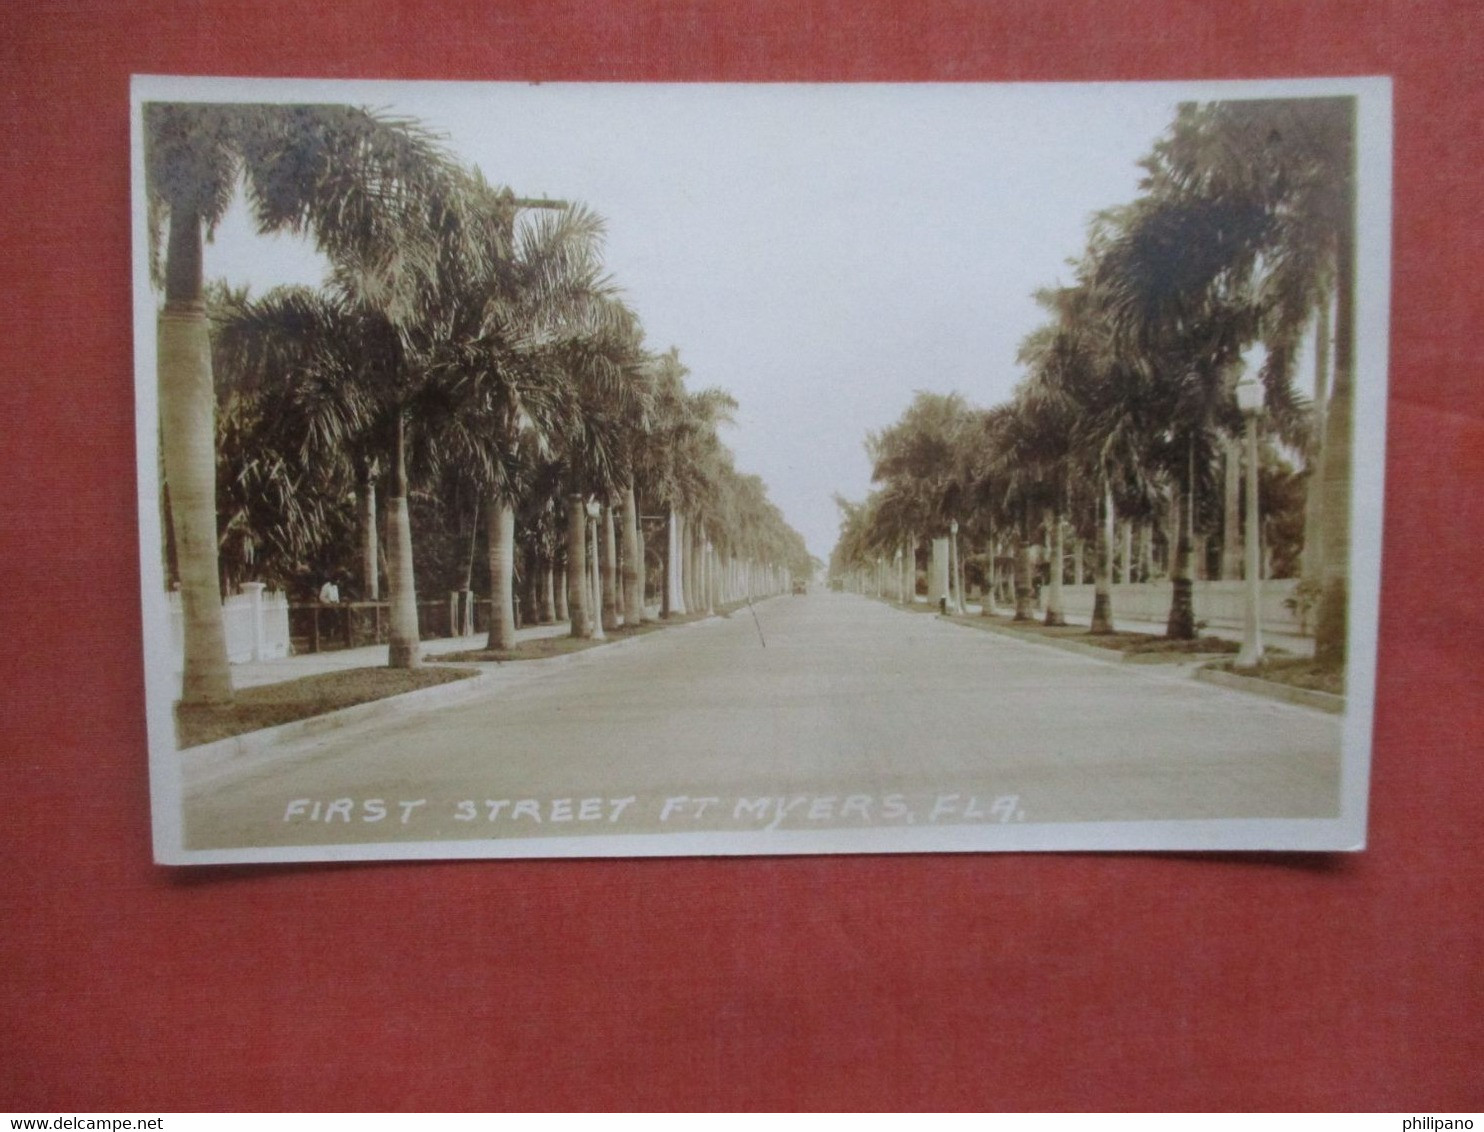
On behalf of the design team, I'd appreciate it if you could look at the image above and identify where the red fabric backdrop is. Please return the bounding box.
[1,0,1480,1112]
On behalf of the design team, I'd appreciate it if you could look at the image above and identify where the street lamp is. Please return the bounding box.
[1234,345,1266,667]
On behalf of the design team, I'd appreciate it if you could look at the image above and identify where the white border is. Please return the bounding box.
[132,75,1390,865]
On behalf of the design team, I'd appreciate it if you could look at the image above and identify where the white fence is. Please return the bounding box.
[167,583,291,673]
[1052,579,1306,636]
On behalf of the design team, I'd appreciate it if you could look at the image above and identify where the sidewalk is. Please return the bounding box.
[231,612,654,690]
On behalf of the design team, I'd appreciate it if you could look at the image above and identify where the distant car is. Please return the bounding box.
[792,581,807,595]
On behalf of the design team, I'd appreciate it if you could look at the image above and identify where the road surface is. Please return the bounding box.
[181,591,1342,851]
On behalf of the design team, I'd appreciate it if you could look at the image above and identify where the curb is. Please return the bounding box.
[1194,666,1346,714]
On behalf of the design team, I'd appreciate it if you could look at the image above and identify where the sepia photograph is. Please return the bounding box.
[132,75,1391,864]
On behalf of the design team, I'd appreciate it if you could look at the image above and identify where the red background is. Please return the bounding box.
[2,0,1481,1112]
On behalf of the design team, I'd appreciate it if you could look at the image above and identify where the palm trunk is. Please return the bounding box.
[660,510,673,619]
[160,205,233,705]
[601,502,620,630]
[1091,478,1115,634]
[540,564,556,624]
[1044,504,1066,626]
[1013,512,1035,622]
[981,529,997,616]
[521,552,541,627]
[1302,291,1332,589]
[666,508,686,616]
[555,567,568,622]
[636,523,649,623]
[485,499,516,651]
[358,466,379,601]
[703,525,716,614]
[386,411,421,668]
[622,484,643,625]
[589,516,606,640]
[681,514,695,613]
[567,495,591,638]
[679,513,690,611]
[1166,475,1196,640]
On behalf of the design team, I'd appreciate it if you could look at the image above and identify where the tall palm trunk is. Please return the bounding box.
[555,567,568,622]
[1044,503,1066,626]
[1315,138,1356,666]
[636,524,649,622]
[1302,292,1332,589]
[622,484,643,625]
[386,411,421,667]
[1013,511,1035,621]
[160,205,233,705]
[1091,478,1115,634]
[540,564,556,624]
[681,514,695,613]
[981,529,997,616]
[601,501,620,631]
[521,552,541,627]
[702,523,715,614]
[589,516,606,640]
[666,508,686,616]
[678,512,689,611]
[566,495,591,638]
[358,465,379,601]
[1166,474,1196,640]
[660,510,673,618]
[485,498,517,651]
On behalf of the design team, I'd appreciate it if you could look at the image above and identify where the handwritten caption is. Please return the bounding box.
[280,792,1025,831]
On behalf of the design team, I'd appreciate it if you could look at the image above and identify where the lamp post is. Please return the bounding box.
[1234,349,1266,667]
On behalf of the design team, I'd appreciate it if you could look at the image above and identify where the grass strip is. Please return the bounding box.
[176,666,477,748]
[442,619,671,662]
[1207,655,1345,696]
[944,612,1242,662]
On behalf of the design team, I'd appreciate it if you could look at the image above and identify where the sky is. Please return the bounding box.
[201,81,1186,563]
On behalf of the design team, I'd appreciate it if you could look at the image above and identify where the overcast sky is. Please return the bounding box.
[201,81,1186,562]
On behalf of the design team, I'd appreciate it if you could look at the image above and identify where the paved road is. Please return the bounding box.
[182,591,1342,851]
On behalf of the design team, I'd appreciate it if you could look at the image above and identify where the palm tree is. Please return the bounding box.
[208,284,370,598]
[1132,97,1355,659]
[546,296,647,638]
[145,102,464,701]
[867,392,977,611]
[212,278,449,668]
[428,190,620,651]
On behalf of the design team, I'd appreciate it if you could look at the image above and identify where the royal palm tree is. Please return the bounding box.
[145,102,465,701]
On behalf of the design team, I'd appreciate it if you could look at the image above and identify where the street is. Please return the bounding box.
[182,591,1342,850]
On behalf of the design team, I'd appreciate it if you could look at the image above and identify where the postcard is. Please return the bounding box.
[133,75,1390,863]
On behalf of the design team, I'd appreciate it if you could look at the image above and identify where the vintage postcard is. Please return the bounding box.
[132,75,1391,864]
